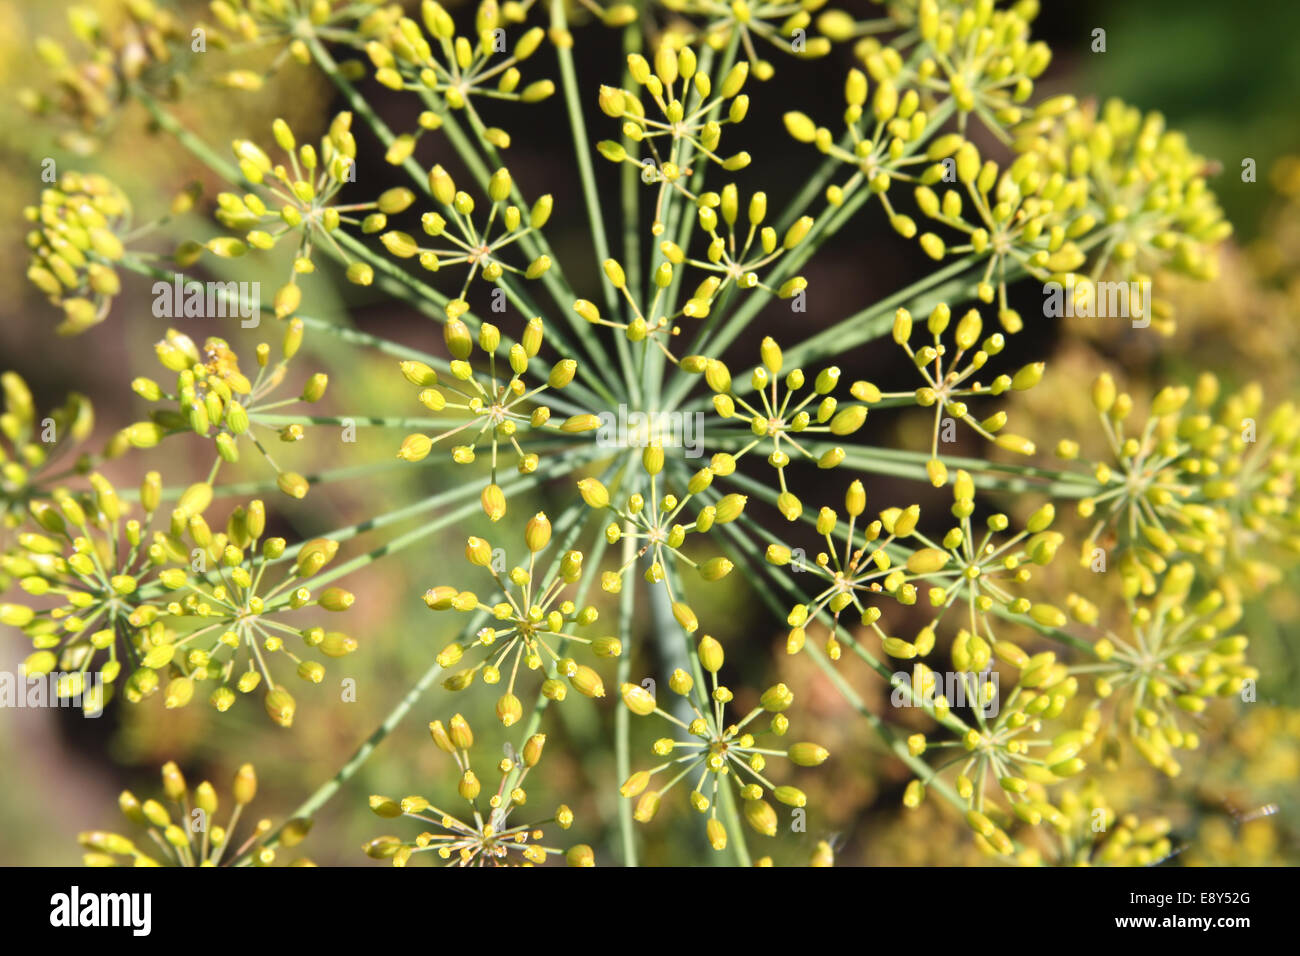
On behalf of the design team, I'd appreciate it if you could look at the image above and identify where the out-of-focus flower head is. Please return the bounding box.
[1018,96,1232,319]
[79,761,313,866]
[2,471,199,718]
[365,713,589,865]
[618,633,826,852]
[899,659,1090,858]
[0,372,95,531]
[424,512,613,720]
[24,171,133,335]
[1016,780,1175,867]
[1067,561,1255,778]
[1062,371,1300,598]
[21,1,186,152]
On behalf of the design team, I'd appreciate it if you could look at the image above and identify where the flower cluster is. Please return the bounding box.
[122,325,325,498]
[144,502,358,727]
[424,512,612,722]
[3,472,193,715]
[1068,562,1255,777]
[23,2,186,150]
[0,372,94,532]
[597,46,752,233]
[1039,783,1175,867]
[770,473,1063,663]
[900,662,1089,857]
[619,633,827,851]
[1062,371,1300,596]
[8,0,1277,870]
[701,336,859,519]
[395,316,591,517]
[79,761,312,866]
[380,164,554,302]
[24,172,133,335]
[578,446,745,633]
[874,303,1041,483]
[367,1,553,148]
[1019,97,1232,296]
[658,0,837,78]
[212,112,394,300]
[365,713,589,866]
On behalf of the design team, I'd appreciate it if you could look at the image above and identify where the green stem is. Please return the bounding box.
[258,653,445,855]
[550,0,641,407]
[614,527,638,866]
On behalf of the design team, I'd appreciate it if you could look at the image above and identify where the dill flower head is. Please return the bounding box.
[366,0,553,151]
[597,46,752,233]
[900,0,1051,140]
[1066,371,1300,597]
[783,65,938,231]
[365,714,587,866]
[906,131,1092,326]
[424,514,612,720]
[212,112,395,298]
[658,0,837,78]
[880,303,1041,480]
[0,372,94,530]
[120,326,324,498]
[3,472,193,715]
[579,446,745,633]
[23,2,186,150]
[1068,561,1255,777]
[79,761,313,866]
[772,473,1062,662]
[901,660,1090,857]
[618,633,826,851]
[380,164,554,305]
[24,171,133,335]
[395,315,589,520]
[200,0,401,92]
[1017,781,1175,867]
[702,335,859,520]
[146,504,358,727]
[1018,96,1232,297]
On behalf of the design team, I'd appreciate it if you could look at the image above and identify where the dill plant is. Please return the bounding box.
[3,0,1289,868]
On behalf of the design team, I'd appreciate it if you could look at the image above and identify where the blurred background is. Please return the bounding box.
[1,0,1298,866]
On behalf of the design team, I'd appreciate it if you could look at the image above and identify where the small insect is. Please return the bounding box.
[1228,802,1279,826]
